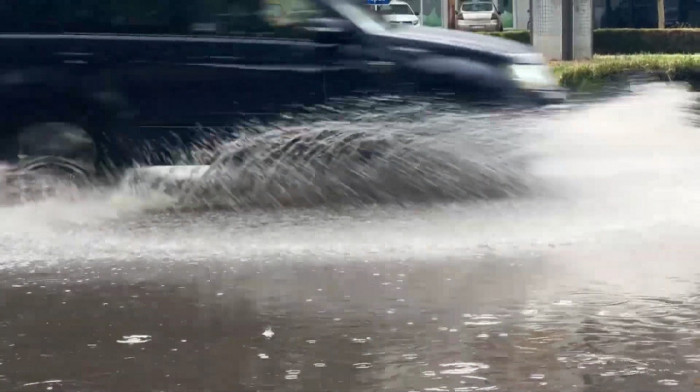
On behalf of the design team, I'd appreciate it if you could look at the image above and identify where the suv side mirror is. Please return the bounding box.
[300,17,358,44]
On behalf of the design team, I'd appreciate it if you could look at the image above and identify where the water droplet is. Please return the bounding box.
[314,363,326,368]
[553,300,573,306]
[353,362,372,369]
[449,328,458,333]
[284,374,298,380]
[422,370,437,377]
[333,318,342,322]
[306,339,316,344]
[258,353,269,359]
[262,327,274,339]
[530,374,545,380]
[477,333,489,339]
[463,314,502,326]
[439,362,489,375]
[351,338,367,344]
[216,292,223,296]
[464,320,502,326]
[658,379,679,386]
[386,308,396,314]
[116,335,151,345]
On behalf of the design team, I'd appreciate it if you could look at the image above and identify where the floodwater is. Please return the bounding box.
[0,82,699,392]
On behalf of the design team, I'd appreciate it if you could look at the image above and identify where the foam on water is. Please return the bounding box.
[0,82,698,266]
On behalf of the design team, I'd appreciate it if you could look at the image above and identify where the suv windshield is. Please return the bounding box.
[378,4,414,15]
[461,2,494,12]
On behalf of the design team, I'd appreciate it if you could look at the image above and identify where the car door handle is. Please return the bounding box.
[367,61,396,68]
[55,52,94,64]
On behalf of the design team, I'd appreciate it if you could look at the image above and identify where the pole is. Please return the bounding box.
[562,0,573,61]
[448,0,455,28]
[657,0,665,28]
[420,0,424,25]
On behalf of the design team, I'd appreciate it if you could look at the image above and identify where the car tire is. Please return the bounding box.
[15,122,97,186]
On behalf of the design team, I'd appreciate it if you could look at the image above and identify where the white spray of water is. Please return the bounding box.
[0,82,698,267]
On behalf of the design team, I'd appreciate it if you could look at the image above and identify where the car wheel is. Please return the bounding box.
[15,122,97,186]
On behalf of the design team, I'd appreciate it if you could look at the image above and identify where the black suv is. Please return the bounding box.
[0,0,564,178]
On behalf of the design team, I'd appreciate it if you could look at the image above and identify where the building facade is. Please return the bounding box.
[596,0,700,28]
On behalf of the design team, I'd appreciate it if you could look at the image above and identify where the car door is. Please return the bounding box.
[70,0,332,164]
[113,0,334,128]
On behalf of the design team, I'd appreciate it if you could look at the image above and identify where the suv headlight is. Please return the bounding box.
[508,64,558,90]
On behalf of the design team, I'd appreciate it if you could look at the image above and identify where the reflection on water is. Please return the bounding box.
[0,82,699,391]
[0,256,698,392]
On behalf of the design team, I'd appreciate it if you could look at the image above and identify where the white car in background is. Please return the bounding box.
[376,1,420,26]
[457,0,503,32]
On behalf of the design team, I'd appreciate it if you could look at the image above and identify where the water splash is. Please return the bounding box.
[123,126,532,211]
[0,82,698,266]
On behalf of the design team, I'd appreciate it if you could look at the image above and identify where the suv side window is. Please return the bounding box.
[0,0,341,38]
[188,0,340,38]
[0,0,187,34]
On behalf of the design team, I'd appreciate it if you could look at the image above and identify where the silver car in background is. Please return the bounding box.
[456,0,503,32]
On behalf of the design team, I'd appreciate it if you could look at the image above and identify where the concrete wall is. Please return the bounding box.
[531,0,563,60]
[514,0,530,29]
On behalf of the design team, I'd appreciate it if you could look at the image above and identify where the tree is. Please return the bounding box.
[658,0,665,28]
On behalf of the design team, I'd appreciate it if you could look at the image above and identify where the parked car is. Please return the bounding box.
[377,1,421,26]
[0,0,564,180]
[457,0,504,32]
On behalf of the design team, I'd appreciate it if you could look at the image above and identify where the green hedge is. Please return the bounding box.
[551,54,700,89]
[594,28,700,54]
[482,28,700,55]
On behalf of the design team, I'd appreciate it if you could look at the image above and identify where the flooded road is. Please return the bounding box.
[0,82,699,392]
